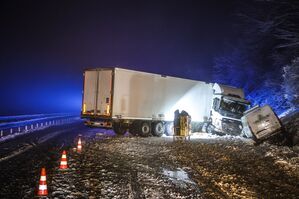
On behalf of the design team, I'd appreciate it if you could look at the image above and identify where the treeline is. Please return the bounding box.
[213,0,299,115]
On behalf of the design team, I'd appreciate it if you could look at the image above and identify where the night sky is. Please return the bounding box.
[0,0,238,115]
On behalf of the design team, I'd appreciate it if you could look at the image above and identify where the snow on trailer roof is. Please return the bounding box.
[213,83,245,99]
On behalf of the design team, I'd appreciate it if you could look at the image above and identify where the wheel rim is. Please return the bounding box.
[141,123,150,134]
[155,122,165,136]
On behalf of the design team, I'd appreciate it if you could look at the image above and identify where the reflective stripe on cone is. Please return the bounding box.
[77,137,82,152]
[37,167,48,196]
[59,150,68,169]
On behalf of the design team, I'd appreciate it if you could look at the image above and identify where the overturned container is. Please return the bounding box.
[241,105,283,142]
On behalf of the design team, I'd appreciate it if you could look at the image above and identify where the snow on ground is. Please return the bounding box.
[0,122,88,199]
[48,131,203,199]
[0,126,80,163]
[1,111,298,198]
[44,129,299,199]
[0,143,33,162]
[169,138,299,198]
[281,110,299,146]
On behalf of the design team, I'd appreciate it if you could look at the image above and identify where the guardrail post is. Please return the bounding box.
[1,130,3,137]
[31,124,33,129]
[46,122,48,126]
[41,123,43,127]
[18,127,21,132]
[25,125,28,132]
[10,128,13,134]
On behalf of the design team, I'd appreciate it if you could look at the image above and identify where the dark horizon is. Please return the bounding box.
[0,0,238,116]
[1,0,297,115]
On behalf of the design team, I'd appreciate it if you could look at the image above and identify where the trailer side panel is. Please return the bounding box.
[112,68,213,122]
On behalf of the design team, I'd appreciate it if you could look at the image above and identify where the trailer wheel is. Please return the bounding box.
[139,121,151,137]
[152,122,165,137]
[113,122,127,135]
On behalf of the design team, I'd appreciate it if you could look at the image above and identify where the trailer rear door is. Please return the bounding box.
[96,70,113,116]
[82,70,98,115]
[82,69,113,116]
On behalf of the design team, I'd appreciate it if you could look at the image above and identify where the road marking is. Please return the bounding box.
[0,127,77,162]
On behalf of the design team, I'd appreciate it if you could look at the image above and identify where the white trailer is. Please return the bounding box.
[81,67,250,136]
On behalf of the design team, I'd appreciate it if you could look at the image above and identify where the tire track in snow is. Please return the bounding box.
[0,127,77,163]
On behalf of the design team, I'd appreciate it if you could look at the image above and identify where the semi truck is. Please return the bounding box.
[81,67,250,136]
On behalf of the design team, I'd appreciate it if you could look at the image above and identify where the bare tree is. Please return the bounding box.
[282,57,299,109]
[213,0,299,114]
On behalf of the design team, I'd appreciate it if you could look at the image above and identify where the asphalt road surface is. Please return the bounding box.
[0,121,298,199]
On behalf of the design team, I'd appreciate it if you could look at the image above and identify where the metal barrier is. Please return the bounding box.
[0,117,78,138]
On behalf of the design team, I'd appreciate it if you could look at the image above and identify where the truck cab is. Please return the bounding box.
[207,83,250,135]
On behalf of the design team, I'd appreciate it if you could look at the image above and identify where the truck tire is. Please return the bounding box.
[113,122,127,135]
[139,121,151,137]
[202,123,208,133]
[206,124,212,134]
[152,121,165,137]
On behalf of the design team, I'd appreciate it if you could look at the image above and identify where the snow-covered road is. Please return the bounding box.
[0,122,298,198]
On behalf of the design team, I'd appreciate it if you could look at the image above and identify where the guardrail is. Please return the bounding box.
[0,115,79,138]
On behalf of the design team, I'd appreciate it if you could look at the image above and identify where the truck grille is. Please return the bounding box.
[222,118,242,135]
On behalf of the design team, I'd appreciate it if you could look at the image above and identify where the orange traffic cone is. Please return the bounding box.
[77,137,82,152]
[37,167,48,196]
[59,150,68,169]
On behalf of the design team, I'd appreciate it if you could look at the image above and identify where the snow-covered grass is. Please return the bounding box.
[279,107,299,118]
[280,109,299,146]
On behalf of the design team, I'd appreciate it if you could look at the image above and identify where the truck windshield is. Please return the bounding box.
[220,98,248,117]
